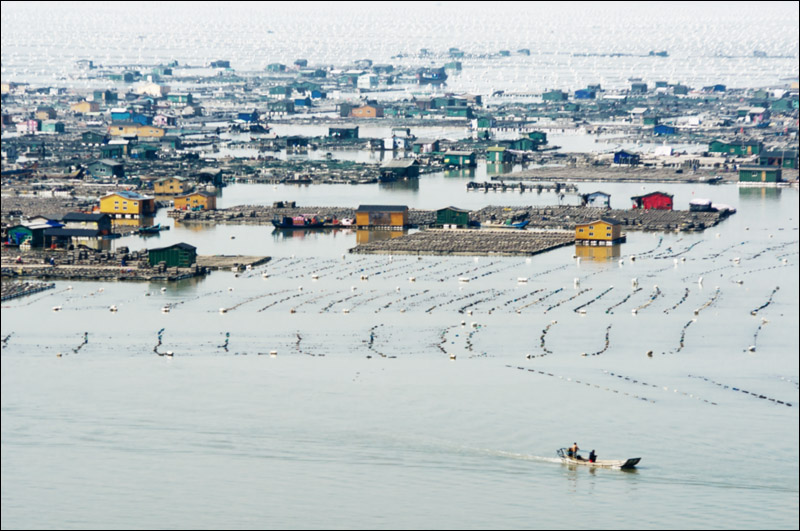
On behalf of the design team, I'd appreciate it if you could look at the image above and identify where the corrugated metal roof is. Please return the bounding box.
[356,205,408,212]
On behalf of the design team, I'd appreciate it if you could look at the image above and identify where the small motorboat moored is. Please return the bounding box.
[557,448,641,469]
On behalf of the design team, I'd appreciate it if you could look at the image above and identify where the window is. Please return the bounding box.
[589,232,594,237]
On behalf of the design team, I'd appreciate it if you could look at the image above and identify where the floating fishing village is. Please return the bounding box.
[2,51,797,287]
[1,3,799,530]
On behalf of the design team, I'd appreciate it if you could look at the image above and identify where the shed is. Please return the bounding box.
[380,159,420,179]
[436,207,470,228]
[580,191,611,208]
[631,191,673,210]
[355,205,409,228]
[614,150,640,165]
[148,243,197,268]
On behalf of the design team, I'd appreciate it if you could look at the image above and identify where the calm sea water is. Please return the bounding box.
[2,3,799,529]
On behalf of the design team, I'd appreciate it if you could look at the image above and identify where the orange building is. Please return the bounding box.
[174,191,216,211]
[355,205,408,228]
[575,218,624,245]
[351,104,384,118]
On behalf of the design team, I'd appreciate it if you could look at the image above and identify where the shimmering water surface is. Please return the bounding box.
[2,2,799,530]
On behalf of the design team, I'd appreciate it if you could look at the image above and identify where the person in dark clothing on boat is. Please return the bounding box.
[589,450,597,463]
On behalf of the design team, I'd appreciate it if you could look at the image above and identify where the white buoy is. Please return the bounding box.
[312,274,319,280]
[518,277,528,283]
[579,308,586,315]
[161,287,167,292]
[698,276,704,286]
[629,255,636,262]
[449,353,456,360]
[219,308,227,313]
[733,257,740,264]
[396,286,401,292]
[573,277,580,288]
[270,350,277,357]
[290,308,296,314]
[298,286,303,291]
[161,306,170,313]
[619,259,624,267]
[109,305,117,312]
[228,287,234,291]
[632,308,638,315]
[576,257,581,266]
[409,277,416,282]
[632,278,638,288]
[351,286,357,291]
[262,272,269,278]
[52,305,62,311]
[459,277,469,283]
[165,351,174,357]
[748,345,756,352]
[342,308,350,314]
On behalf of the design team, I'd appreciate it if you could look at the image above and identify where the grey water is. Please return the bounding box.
[2,2,799,529]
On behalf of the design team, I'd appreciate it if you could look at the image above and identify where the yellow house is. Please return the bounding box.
[154,177,190,195]
[71,101,100,113]
[109,123,165,138]
[355,205,408,228]
[99,191,155,219]
[575,218,623,245]
[174,191,216,211]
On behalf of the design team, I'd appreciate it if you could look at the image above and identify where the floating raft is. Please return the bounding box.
[349,229,575,256]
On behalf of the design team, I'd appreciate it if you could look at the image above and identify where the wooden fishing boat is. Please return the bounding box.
[557,448,640,469]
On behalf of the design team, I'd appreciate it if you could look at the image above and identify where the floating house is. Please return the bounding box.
[148,243,197,268]
[435,207,470,228]
[355,205,409,228]
[174,191,217,211]
[328,126,359,139]
[738,166,782,183]
[380,159,420,180]
[443,150,476,167]
[758,149,798,169]
[486,146,512,163]
[575,218,625,246]
[631,191,673,210]
[580,191,611,208]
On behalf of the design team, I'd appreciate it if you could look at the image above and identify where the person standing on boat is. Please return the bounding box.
[568,442,580,458]
[588,450,597,463]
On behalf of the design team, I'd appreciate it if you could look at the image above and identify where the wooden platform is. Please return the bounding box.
[196,255,271,271]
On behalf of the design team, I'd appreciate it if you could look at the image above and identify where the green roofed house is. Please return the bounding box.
[148,242,197,268]
[708,139,762,156]
[542,90,568,102]
[436,207,470,228]
[443,151,476,167]
[759,149,798,169]
[487,146,512,163]
[739,166,782,183]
